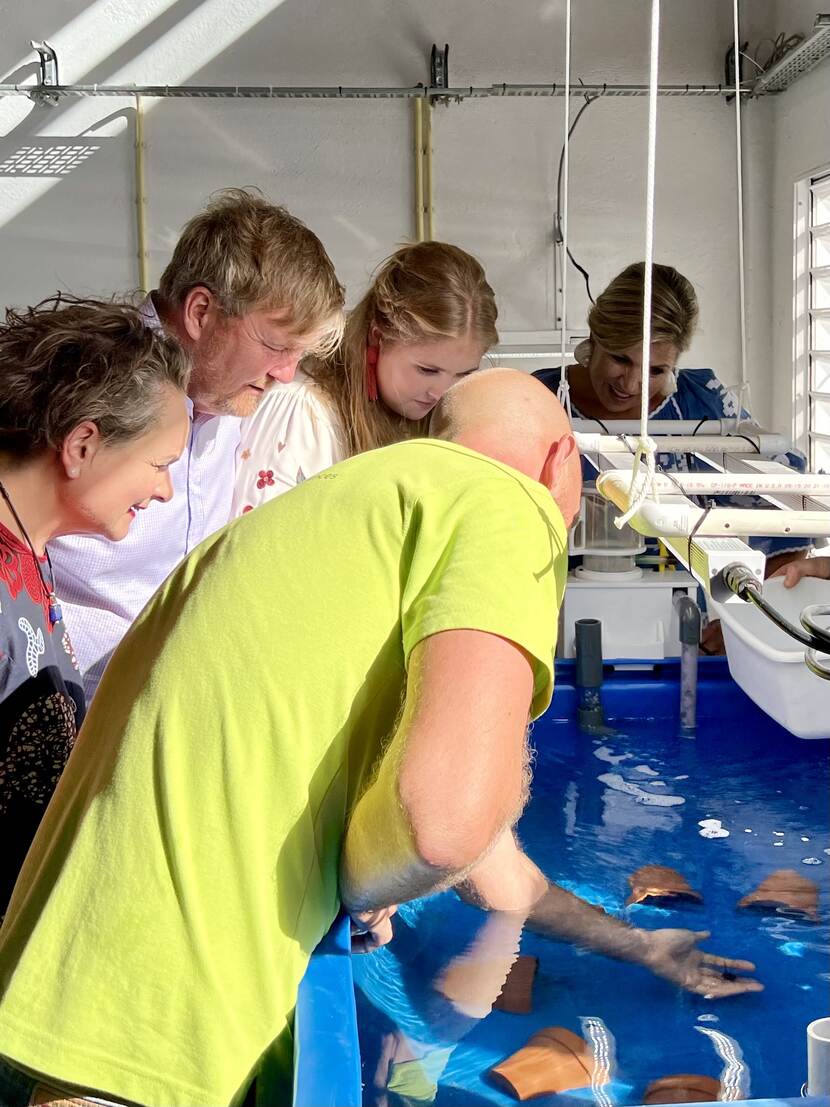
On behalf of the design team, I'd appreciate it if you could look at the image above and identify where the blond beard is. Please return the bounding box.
[188,331,268,417]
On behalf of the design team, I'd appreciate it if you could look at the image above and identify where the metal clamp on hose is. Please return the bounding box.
[805,649,830,680]
[721,562,762,602]
[803,603,830,679]
[801,603,830,652]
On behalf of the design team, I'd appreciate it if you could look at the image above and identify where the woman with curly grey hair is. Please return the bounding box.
[0,295,190,912]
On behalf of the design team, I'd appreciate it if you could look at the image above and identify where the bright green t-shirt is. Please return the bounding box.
[0,440,567,1107]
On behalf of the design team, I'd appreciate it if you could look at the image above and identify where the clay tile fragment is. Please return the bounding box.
[494,955,539,1015]
[643,1073,721,1104]
[489,1027,597,1100]
[737,869,819,920]
[625,865,703,907]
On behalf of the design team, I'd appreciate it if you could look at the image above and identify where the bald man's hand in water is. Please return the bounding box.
[458,832,763,999]
[350,906,398,953]
[641,928,763,998]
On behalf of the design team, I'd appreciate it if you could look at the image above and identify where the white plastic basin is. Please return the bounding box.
[711,577,830,739]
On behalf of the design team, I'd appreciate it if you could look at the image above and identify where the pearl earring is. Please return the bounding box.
[68,467,80,478]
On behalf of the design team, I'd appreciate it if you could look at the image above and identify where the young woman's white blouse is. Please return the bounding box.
[232,372,348,517]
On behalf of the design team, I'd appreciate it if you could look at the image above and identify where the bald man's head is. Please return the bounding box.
[429,367,582,527]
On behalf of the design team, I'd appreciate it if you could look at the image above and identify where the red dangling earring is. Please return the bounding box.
[366,344,379,402]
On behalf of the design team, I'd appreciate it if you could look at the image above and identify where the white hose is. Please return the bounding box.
[556,0,573,420]
[616,0,660,528]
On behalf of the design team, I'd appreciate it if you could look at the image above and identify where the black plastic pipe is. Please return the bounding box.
[575,619,606,732]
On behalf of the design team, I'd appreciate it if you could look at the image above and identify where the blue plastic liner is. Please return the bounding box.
[293,913,362,1107]
[293,659,827,1107]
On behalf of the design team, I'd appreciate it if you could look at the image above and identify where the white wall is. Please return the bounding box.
[0,0,825,434]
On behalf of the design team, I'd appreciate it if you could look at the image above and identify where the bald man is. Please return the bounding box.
[0,372,756,1107]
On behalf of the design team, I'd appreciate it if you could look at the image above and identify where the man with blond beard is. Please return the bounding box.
[51,188,344,697]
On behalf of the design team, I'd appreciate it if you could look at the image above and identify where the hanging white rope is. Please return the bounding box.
[556,0,573,420]
[732,0,750,418]
[616,0,661,528]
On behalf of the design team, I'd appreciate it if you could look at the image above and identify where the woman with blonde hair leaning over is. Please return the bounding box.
[233,240,498,514]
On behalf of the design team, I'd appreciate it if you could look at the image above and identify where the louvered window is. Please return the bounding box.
[808,170,830,472]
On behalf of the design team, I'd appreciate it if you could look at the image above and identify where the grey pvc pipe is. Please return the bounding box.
[675,594,701,646]
[674,594,701,731]
[575,619,602,689]
[574,619,607,733]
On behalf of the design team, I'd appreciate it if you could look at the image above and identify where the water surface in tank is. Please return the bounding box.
[355,705,829,1105]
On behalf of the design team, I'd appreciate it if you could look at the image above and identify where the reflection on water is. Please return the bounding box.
[579,1017,616,1107]
[694,1026,750,1102]
[354,710,829,1106]
[357,902,525,1106]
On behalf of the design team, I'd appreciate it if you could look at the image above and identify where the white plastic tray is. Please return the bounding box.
[711,577,830,739]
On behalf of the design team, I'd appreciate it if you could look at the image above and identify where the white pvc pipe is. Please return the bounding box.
[423,98,434,239]
[808,1017,830,1097]
[732,0,749,398]
[572,418,752,435]
[558,0,572,407]
[413,99,425,241]
[618,501,830,539]
[617,0,661,529]
[597,470,830,537]
[638,0,660,441]
[134,94,149,293]
[576,432,788,455]
[628,471,830,497]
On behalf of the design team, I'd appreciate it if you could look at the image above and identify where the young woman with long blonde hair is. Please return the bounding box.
[233,240,498,514]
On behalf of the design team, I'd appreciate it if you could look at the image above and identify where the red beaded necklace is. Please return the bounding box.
[0,479,63,626]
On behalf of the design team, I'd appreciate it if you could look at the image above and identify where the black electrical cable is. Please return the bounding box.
[728,432,761,454]
[554,91,598,304]
[690,416,760,454]
[687,415,762,502]
[566,247,594,305]
[686,418,708,488]
[723,564,830,653]
[800,603,830,648]
[687,501,715,573]
[744,590,830,652]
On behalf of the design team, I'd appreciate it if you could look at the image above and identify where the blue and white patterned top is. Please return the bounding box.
[534,366,811,559]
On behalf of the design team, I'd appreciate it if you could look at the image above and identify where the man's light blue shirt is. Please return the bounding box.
[50,298,241,698]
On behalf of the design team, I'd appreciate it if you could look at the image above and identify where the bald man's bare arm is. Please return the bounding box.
[339,629,535,914]
[458,831,762,999]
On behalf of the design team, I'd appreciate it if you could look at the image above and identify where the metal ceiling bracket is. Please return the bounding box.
[29,39,60,106]
[430,43,450,105]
